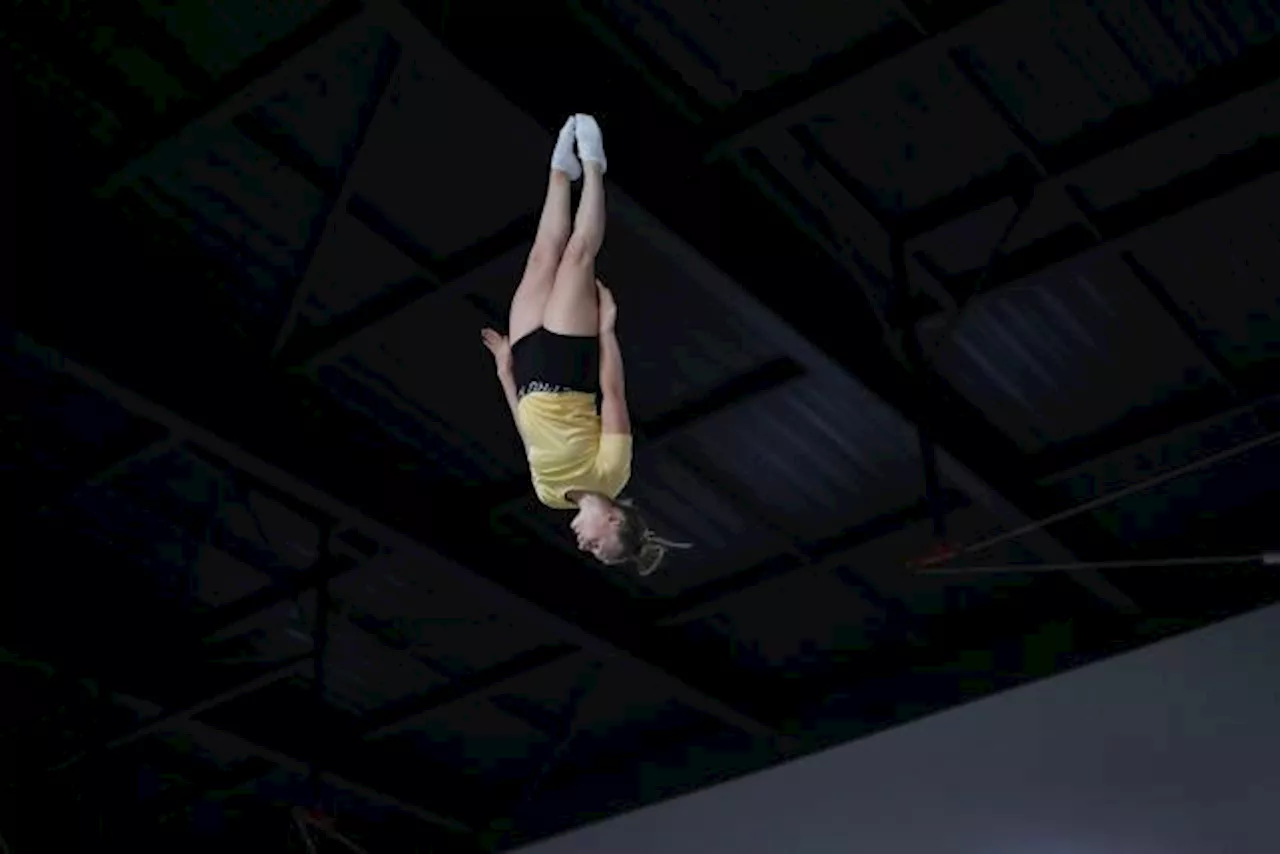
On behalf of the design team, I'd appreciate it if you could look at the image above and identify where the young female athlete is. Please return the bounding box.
[480,114,689,576]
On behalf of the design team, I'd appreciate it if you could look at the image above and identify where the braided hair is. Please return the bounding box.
[606,497,693,576]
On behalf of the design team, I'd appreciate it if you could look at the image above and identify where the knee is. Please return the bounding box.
[560,234,597,267]
[527,237,568,271]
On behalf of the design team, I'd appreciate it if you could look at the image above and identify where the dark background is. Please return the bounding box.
[3,1,1280,851]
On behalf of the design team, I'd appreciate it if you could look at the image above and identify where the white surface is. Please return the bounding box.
[520,604,1280,854]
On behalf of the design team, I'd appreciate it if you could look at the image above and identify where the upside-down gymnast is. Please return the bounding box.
[480,114,690,576]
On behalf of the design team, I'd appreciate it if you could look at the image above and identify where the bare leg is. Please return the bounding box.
[542,160,605,336]
[509,117,580,346]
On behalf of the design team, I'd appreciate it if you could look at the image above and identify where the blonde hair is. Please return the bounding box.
[608,497,692,576]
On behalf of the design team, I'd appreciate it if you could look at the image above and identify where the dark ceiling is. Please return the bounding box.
[4,0,1280,851]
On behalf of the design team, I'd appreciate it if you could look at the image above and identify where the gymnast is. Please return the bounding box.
[481,114,689,576]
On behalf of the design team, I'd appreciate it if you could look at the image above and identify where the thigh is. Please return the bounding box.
[508,261,557,346]
[541,256,599,337]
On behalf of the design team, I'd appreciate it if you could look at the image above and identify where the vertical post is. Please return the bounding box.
[890,235,949,543]
[485,661,606,850]
[894,192,1037,547]
[308,530,336,813]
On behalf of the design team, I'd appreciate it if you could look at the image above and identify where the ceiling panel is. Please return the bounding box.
[795,55,1023,214]
[597,0,907,105]
[137,0,337,78]
[923,255,1225,452]
[351,45,547,257]
[673,375,925,544]
[1065,80,1280,211]
[296,211,422,325]
[1127,173,1280,373]
[246,23,395,176]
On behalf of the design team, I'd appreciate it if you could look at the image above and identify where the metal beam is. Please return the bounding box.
[662,447,933,646]
[562,0,708,124]
[890,200,1134,614]
[229,113,535,367]
[149,760,277,829]
[194,533,362,639]
[22,333,780,740]
[1117,251,1242,395]
[47,656,314,773]
[907,57,1252,473]
[130,704,472,836]
[67,389,1279,806]
[358,635,569,737]
[26,433,178,521]
[726,23,1280,361]
[485,660,606,849]
[653,377,1280,625]
[618,326,1280,629]
[628,355,799,430]
[920,424,1280,570]
[899,41,1280,238]
[85,639,574,836]
[2,644,471,837]
[654,495,966,629]
[98,0,371,193]
[361,646,584,739]
[922,134,1280,323]
[704,0,1005,155]
[607,198,1141,613]
[271,39,405,357]
[150,648,585,829]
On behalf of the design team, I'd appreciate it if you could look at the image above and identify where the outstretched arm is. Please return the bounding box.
[597,285,631,435]
[497,364,521,426]
[482,328,523,440]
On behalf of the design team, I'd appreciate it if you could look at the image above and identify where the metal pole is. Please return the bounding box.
[889,233,950,544]
[46,655,312,773]
[308,533,336,812]
[892,190,1030,546]
[26,333,778,739]
[920,185,1033,363]
[913,428,1280,568]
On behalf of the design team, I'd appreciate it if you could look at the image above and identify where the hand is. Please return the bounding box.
[596,279,617,333]
[480,327,512,374]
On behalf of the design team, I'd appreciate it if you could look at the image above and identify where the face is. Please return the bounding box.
[571,502,624,563]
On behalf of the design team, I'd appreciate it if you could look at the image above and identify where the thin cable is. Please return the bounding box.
[921,553,1275,576]
[913,427,1280,568]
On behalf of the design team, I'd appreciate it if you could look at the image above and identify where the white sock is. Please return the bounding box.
[574,113,606,174]
[550,116,581,181]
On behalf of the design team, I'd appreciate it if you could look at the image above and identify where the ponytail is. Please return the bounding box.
[612,498,692,576]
